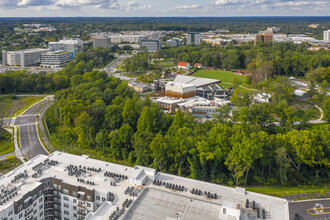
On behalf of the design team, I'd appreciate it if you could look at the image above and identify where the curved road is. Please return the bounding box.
[15,99,52,159]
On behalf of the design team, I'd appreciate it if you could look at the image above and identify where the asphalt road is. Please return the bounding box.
[289,199,330,220]
[17,99,52,159]
[19,124,48,159]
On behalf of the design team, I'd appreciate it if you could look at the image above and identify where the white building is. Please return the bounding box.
[41,50,73,66]
[2,48,50,67]
[254,93,272,103]
[323,30,330,43]
[177,61,191,70]
[0,151,289,220]
[48,39,83,57]
[187,33,201,45]
[166,38,184,47]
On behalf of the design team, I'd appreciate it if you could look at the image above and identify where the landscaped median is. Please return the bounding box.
[0,128,15,155]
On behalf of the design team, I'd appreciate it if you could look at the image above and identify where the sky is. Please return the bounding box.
[0,0,329,17]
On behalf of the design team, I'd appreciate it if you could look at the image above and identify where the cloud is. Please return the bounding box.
[1,0,124,9]
[213,0,239,6]
[172,4,202,10]
[126,1,151,11]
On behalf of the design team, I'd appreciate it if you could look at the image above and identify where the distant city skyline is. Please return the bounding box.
[0,0,329,17]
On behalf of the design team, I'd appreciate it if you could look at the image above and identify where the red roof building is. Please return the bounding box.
[177,61,191,69]
[194,63,203,68]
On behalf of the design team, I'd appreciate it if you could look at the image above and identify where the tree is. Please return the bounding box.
[276,147,291,185]
[149,133,170,171]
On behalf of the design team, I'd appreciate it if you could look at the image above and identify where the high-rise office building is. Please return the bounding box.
[187,33,201,45]
[255,32,273,43]
[323,30,330,42]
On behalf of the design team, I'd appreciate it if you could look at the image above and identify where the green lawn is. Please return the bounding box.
[0,128,14,155]
[161,62,176,67]
[0,96,44,117]
[0,158,23,174]
[192,70,253,89]
[246,185,328,198]
[291,101,321,120]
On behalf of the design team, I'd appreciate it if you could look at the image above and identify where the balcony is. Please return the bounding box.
[77,210,87,216]
[24,209,33,217]
[78,203,86,209]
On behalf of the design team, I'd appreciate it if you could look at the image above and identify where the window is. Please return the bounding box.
[63,189,69,195]
[63,196,69,201]
[86,195,91,201]
[72,191,77,197]
[73,213,77,217]
[40,212,43,217]
[64,203,69,208]
[64,218,69,220]
[96,196,100,200]
[102,197,105,201]
[39,197,43,202]
[64,210,69,215]
[54,204,58,209]
[58,185,61,190]
[87,203,91,208]
[73,206,77,210]
[33,202,37,207]
[38,190,43,196]
[73,199,76,203]
[39,204,43,210]
[53,184,57,189]
[8,210,12,216]
[19,213,23,218]
[18,205,23,212]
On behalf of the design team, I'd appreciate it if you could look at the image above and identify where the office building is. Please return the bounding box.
[48,39,83,57]
[0,151,289,220]
[255,32,273,43]
[2,48,50,67]
[323,30,330,43]
[166,38,184,47]
[309,24,319,28]
[92,37,111,48]
[266,27,280,33]
[110,35,147,44]
[187,33,201,45]
[41,50,73,66]
[140,40,162,53]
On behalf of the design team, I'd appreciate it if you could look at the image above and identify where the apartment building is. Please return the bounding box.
[0,152,289,220]
[2,48,50,67]
[41,51,73,66]
[166,38,184,47]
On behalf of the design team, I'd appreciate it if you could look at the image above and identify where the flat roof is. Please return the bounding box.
[174,75,221,88]
[0,152,289,220]
[5,48,49,53]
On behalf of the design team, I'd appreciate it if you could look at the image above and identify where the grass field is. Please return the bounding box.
[246,185,328,198]
[0,158,22,174]
[161,62,176,67]
[0,96,44,117]
[193,70,253,89]
[0,128,14,155]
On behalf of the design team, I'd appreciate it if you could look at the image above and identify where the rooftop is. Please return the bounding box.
[5,48,49,53]
[174,75,221,88]
[0,152,289,220]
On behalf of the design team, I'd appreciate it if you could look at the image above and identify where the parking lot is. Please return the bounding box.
[289,199,330,220]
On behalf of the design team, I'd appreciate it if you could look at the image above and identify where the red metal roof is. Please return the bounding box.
[194,63,203,66]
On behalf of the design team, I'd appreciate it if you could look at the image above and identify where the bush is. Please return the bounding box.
[6,155,15,160]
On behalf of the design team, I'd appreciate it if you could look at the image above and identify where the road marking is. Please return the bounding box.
[307,207,330,215]
[27,126,32,145]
